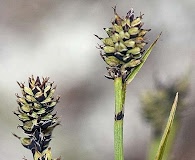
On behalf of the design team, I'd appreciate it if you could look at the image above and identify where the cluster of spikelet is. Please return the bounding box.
[95,7,150,81]
[13,76,60,160]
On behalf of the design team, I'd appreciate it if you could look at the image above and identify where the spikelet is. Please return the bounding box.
[13,76,60,159]
[96,6,151,81]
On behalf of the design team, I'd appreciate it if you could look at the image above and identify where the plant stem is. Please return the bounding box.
[114,77,126,160]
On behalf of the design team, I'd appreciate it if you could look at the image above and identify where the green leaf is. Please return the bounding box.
[126,33,162,85]
[155,92,179,160]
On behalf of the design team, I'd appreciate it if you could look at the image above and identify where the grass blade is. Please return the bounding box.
[154,92,179,160]
[126,33,162,85]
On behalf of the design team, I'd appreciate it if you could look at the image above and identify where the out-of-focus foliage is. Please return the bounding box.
[141,74,189,137]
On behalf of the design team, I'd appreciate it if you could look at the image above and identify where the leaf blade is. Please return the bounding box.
[126,33,162,85]
[155,92,179,160]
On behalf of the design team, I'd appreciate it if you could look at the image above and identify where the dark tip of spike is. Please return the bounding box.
[12,133,21,139]
[100,51,106,61]
[17,81,24,88]
[15,93,20,98]
[139,22,144,28]
[104,74,114,80]
[17,125,22,129]
[126,8,134,22]
[22,156,28,160]
[31,75,34,81]
[112,5,117,14]
[96,43,103,50]
[35,76,41,86]
[40,77,49,89]
[13,111,19,116]
[139,12,144,19]
[94,34,102,40]
[56,96,60,102]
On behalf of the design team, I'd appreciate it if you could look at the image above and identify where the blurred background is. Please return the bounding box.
[0,0,194,159]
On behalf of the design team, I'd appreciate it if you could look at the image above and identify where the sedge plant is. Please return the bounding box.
[12,6,180,160]
[13,76,60,160]
[95,6,161,160]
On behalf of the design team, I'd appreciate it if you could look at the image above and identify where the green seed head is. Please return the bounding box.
[96,6,151,81]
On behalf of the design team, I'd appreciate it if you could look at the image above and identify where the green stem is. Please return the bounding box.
[114,77,126,160]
